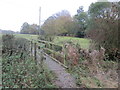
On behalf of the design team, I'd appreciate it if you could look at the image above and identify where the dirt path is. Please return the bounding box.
[44,55,77,88]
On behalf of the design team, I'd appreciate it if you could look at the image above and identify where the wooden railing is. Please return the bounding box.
[29,39,68,68]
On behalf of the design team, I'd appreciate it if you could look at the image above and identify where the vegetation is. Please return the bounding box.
[74,6,88,38]
[14,34,38,40]
[40,2,119,61]
[41,10,79,36]
[87,2,119,61]
[0,34,38,40]
[53,36,90,49]
[2,35,56,88]
[0,29,19,34]
[2,54,56,88]
[69,56,118,88]
[1,0,119,89]
[20,22,40,35]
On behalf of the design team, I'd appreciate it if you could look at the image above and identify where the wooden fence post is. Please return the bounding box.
[40,49,44,68]
[34,42,37,64]
[30,41,33,56]
[52,44,54,50]
[63,47,66,65]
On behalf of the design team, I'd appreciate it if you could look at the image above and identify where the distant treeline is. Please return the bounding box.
[0,29,19,34]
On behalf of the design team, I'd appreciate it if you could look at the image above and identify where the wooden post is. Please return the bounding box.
[40,49,43,67]
[48,43,50,49]
[52,44,54,51]
[34,42,37,64]
[31,41,33,56]
[63,47,66,65]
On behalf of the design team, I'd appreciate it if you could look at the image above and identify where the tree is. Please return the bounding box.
[28,24,39,34]
[20,22,39,34]
[86,2,111,34]
[74,6,88,37]
[87,2,119,60]
[41,10,78,36]
[20,22,29,34]
[88,2,110,18]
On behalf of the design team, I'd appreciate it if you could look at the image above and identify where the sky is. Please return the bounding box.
[0,0,119,31]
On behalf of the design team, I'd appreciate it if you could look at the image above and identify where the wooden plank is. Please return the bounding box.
[43,48,64,57]
[38,40,63,47]
[37,50,67,69]
[37,41,62,51]
[42,52,68,69]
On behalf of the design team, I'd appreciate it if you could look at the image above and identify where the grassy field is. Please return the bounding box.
[53,36,90,49]
[15,34,38,40]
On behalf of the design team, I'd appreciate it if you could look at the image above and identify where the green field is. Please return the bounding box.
[14,34,38,40]
[53,36,90,49]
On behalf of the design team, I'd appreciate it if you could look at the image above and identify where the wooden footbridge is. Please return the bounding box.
[29,39,77,88]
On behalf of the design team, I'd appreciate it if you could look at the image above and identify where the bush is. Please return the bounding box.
[2,34,30,57]
[2,34,15,54]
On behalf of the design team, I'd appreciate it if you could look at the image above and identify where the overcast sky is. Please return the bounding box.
[0,0,118,31]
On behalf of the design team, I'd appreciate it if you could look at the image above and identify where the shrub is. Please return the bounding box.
[2,34,15,54]
[2,34,30,57]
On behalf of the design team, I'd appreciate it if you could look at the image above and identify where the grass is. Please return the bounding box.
[70,64,104,88]
[14,34,38,41]
[0,34,38,41]
[80,76,103,88]
[53,36,90,49]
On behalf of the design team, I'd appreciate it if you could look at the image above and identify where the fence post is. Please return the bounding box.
[40,49,44,67]
[34,42,37,64]
[63,47,66,65]
[31,41,33,56]
[52,44,54,50]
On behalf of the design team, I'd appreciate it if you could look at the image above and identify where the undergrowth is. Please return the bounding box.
[70,59,118,88]
[2,34,56,88]
[2,53,56,88]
